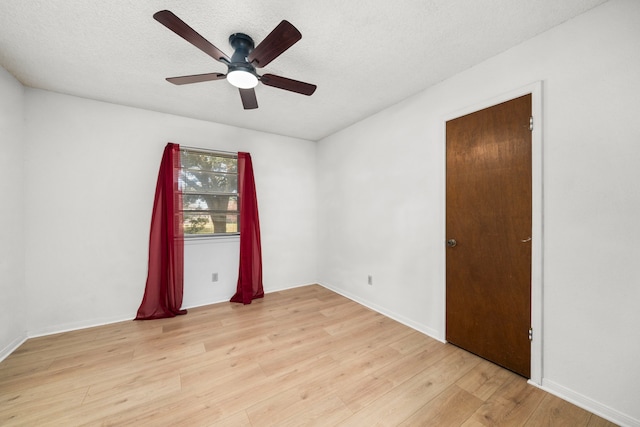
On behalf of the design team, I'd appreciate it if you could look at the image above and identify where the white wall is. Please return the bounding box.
[0,67,27,360]
[23,89,317,336]
[317,0,640,425]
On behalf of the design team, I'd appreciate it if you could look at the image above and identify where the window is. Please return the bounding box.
[179,149,238,236]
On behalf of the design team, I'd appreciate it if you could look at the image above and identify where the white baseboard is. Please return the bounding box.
[27,314,135,339]
[317,281,444,343]
[266,281,319,294]
[183,281,317,310]
[0,334,28,363]
[532,379,640,427]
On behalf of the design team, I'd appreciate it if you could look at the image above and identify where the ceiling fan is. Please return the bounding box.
[153,10,317,110]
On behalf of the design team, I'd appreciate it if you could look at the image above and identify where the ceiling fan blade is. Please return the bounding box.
[239,88,258,110]
[260,74,317,96]
[166,73,226,85]
[153,10,230,63]
[248,20,302,68]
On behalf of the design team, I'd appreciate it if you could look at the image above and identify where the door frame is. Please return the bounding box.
[442,81,543,385]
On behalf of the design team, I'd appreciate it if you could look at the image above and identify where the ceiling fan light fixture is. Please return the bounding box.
[227,69,258,89]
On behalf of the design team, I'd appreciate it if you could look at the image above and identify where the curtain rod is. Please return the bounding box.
[179,145,238,156]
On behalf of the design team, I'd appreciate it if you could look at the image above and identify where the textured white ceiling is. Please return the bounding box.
[0,0,607,141]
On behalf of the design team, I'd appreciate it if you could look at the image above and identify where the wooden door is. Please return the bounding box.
[446,94,532,378]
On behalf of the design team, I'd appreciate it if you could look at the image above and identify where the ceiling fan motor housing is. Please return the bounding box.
[228,33,257,75]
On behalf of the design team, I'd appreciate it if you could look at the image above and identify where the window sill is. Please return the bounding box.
[184,234,240,245]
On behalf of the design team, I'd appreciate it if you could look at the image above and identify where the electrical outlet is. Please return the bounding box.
[212,273,219,282]
[367,275,373,285]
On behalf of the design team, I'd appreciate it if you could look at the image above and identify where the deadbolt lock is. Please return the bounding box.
[447,239,457,247]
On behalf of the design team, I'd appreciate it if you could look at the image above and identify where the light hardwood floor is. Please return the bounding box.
[0,285,616,426]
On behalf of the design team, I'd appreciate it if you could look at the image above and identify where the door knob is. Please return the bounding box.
[447,239,457,247]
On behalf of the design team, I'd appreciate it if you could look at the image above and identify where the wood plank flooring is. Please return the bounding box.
[0,285,616,426]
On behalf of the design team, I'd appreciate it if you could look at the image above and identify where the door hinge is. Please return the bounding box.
[529,116,534,131]
[528,328,533,341]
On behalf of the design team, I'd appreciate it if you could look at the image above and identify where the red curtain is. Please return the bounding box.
[135,143,187,320]
[231,152,264,304]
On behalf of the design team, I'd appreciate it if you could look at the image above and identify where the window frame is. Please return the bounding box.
[179,148,240,238]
